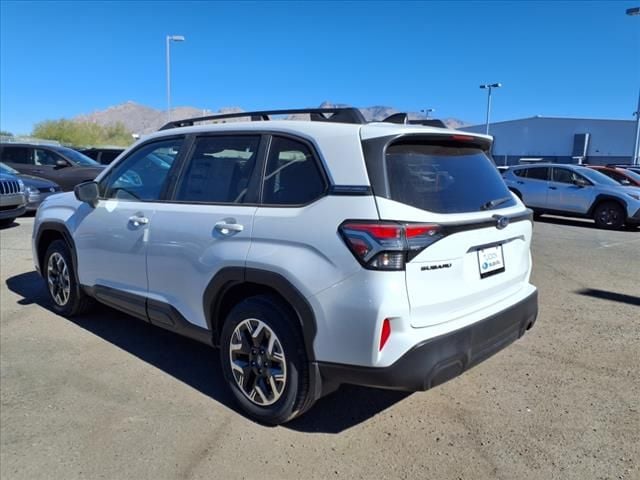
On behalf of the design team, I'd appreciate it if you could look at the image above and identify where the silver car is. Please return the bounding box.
[502,163,640,229]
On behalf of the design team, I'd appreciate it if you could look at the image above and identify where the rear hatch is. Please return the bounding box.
[364,134,532,328]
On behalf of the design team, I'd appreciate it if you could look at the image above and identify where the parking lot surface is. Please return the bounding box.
[1,216,638,480]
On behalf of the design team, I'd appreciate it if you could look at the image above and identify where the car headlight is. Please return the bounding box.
[17,179,24,192]
[626,192,640,201]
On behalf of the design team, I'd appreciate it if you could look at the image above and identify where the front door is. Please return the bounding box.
[548,167,594,214]
[74,137,185,309]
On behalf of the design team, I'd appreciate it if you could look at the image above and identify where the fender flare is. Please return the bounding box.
[203,267,318,361]
[588,194,628,217]
[35,221,79,283]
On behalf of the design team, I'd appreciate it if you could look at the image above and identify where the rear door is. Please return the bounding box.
[1,146,39,175]
[514,166,550,208]
[146,134,261,329]
[369,137,532,328]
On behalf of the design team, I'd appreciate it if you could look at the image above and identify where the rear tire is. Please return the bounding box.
[220,295,311,425]
[593,201,625,230]
[44,240,94,316]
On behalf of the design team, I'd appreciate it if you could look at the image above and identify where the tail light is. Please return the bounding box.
[339,221,445,271]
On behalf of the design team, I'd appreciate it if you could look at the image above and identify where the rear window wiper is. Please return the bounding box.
[480,196,512,211]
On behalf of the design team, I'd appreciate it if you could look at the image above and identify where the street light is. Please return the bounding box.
[421,108,435,119]
[479,83,502,134]
[627,7,640,165]
[166,35,185,123]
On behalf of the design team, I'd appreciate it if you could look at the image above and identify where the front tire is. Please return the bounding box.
[220,295,311,425]
[44,240,94,316]
[594,201,625,230]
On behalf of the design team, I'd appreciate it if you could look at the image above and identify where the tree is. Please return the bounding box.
[32,119,133,147]
[0,130,13,137]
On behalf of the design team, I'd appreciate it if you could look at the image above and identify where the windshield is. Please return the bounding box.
[385,143,517,213]
[579,167,623,186]
[0,162,19,175]
[54,147,101,166]
[620,169,640,184]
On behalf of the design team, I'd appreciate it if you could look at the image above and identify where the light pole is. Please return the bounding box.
[166,35,185,123]
[421,108,435,119]
[627,7,640,165]
[479,83,502,134]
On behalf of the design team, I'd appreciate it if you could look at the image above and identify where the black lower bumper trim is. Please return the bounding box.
[317,290,538,392]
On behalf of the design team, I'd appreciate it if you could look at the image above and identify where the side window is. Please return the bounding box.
[526,167,550,181]
[513,169,527,177]
[175,135,260,203]
[553,168,575,184]
[1,147,33,164]
[101,138,183,201]
[262,137,325,205]
[34,148,64,166]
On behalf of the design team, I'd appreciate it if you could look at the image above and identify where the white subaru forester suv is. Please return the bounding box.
[32,108,538,424]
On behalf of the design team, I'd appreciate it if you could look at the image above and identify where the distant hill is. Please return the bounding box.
[75,101,469,134]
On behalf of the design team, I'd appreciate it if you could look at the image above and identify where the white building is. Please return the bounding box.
[461,116,635,166]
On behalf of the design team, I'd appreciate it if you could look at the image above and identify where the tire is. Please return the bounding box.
[220,295,311,425]
[593,201,625,230]
[43,239,94,316]
[0,218,15,228]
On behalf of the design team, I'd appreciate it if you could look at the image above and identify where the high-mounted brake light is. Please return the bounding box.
[450,134,475,142]
[339,221,445,271]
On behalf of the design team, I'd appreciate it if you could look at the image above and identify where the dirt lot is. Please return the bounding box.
[1,216,638,480]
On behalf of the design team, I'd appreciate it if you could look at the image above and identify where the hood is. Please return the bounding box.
[0,172,20,181]
[16,173,59,189]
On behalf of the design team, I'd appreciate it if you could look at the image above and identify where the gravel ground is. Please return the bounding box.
[1,216,638,480]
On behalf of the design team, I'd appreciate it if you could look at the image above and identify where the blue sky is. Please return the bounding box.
[1,0,638,134]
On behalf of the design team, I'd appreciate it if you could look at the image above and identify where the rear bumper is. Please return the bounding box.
[317,289,538,391]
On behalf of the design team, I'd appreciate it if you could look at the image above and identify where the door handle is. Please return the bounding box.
[516,180,524,185]
[128,215,149,227]
[215,221,244,235]
[549,186,557,190]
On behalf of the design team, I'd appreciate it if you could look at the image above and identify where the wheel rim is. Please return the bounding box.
[228,318,287,406]
[47,252,70,306]
[598,207,620,226]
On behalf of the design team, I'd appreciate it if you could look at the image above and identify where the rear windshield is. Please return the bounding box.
[385,143,516,213]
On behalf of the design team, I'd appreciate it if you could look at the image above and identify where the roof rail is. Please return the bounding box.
[159,107,367,131]
[0,136,62,146]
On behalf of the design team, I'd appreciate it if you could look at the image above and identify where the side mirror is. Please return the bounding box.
[55,159,68,168]
[74,181,99,207]
[573,177,589,187]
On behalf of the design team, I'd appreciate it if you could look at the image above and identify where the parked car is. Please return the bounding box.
[502,163,640,229]
[0,171,26,227]
[605,163,640,175]
[0,162,61,212]
[78,146,125,165]
[32,107,538,424]
[0,142,105,191]
[587,165,640,187]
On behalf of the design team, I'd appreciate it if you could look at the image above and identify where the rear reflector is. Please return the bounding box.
[379,318,391,351]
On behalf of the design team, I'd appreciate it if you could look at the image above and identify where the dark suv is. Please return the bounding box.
[0,142,105,191]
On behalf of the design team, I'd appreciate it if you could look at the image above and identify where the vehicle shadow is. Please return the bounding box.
[575,288,640,307]
[0,220,21,230]
[5,271,408,433]
[535,215,639,231]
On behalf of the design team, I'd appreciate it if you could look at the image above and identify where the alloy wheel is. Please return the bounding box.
[47,252,70,306]
[228,318,287,406]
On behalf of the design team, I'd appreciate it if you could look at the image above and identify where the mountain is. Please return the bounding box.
[75,101,469,134]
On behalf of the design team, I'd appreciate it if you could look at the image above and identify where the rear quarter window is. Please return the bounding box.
[385,142,516,214]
